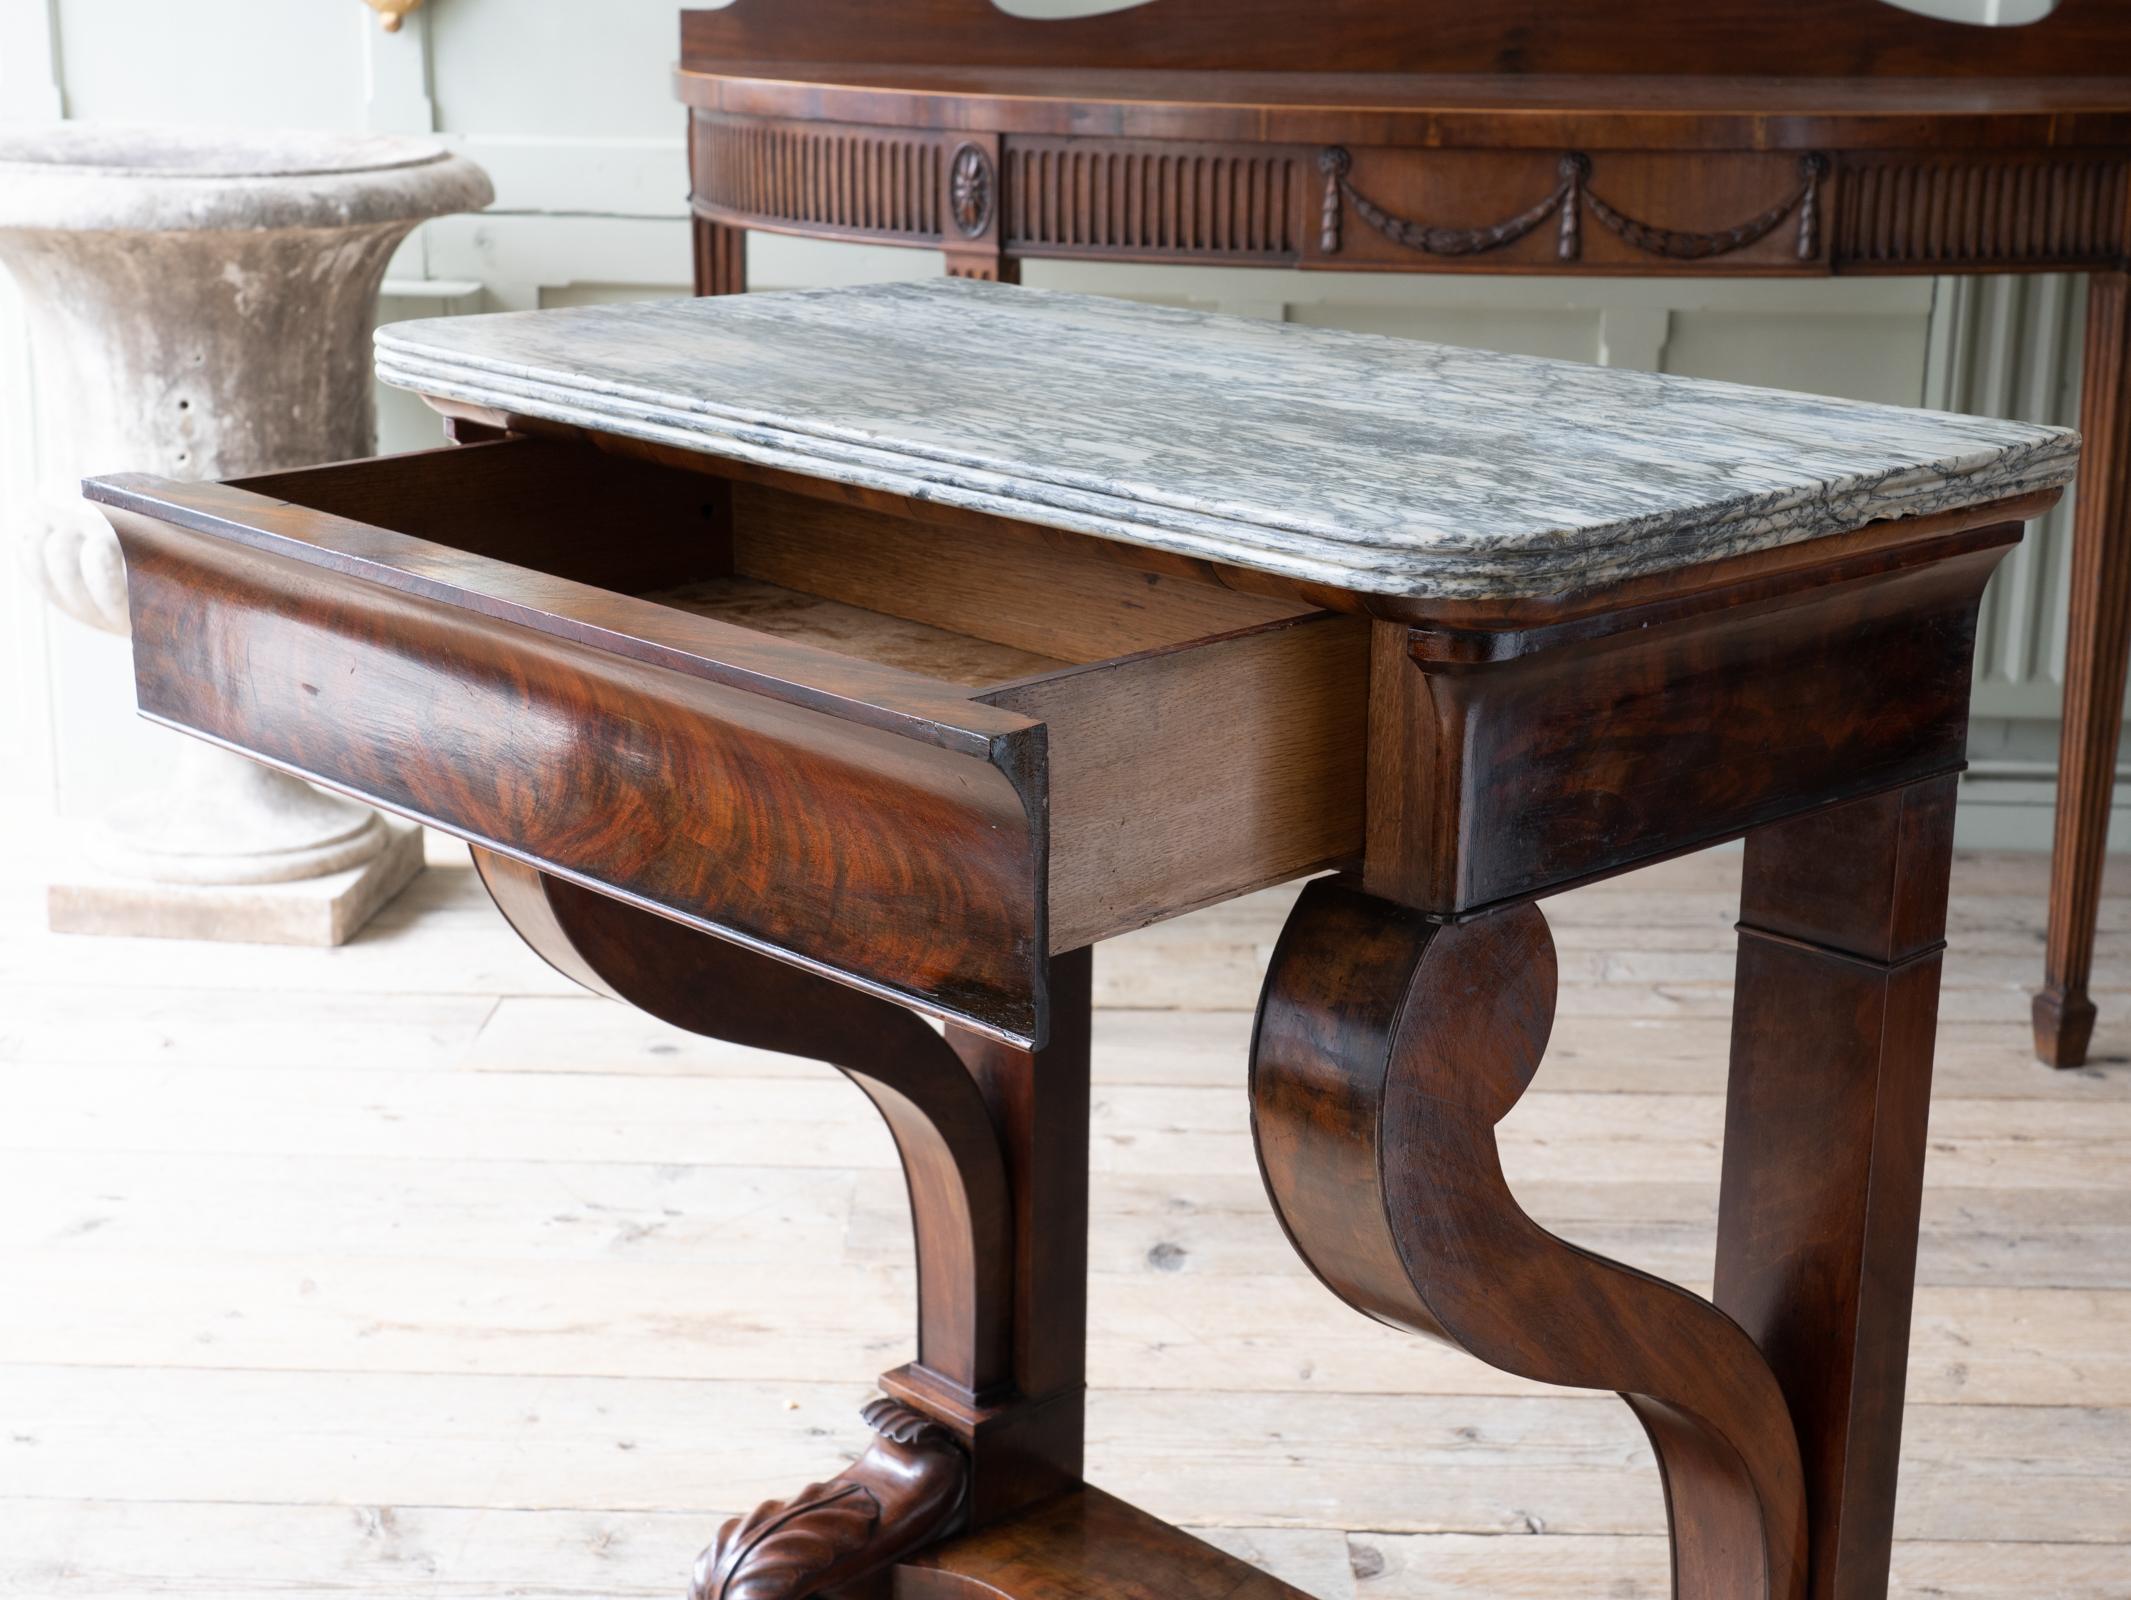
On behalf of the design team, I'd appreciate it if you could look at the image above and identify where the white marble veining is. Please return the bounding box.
[375,279,2077,599]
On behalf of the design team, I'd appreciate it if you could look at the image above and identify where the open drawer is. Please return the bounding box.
[86,436,1365,1046]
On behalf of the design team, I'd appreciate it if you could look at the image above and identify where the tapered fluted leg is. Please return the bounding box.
[693,216,747,295]
[2036,270,2131,1067]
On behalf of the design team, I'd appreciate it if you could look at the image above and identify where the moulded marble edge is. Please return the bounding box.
[373,290,2082,602]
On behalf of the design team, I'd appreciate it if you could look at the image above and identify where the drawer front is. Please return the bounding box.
[94,479,1052,1046]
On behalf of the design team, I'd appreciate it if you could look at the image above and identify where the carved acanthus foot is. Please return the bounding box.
[690,1399,968,1600]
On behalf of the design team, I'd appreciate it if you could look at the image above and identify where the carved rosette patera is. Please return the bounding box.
[950,141,996,238]
[691,1398,968,1600]
[1320,146,1830,264]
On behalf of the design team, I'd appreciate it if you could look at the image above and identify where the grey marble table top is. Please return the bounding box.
[375,279,2077,600]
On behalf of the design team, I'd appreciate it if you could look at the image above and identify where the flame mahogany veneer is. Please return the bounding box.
[90,266,2060,1597]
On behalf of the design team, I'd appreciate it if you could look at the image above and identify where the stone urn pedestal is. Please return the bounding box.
[0,124,491,943]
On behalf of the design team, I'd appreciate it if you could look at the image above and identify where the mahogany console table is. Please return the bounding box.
[89,281,2071,1600]
[677,0,2131,1067]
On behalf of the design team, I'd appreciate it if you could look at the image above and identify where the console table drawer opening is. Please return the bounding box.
[85,434,1368,1045]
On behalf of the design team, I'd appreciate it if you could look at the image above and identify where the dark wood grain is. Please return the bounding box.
[238,437,735,595]
[1363,520,2019,916]
[92,451,1007,748]
[694,214,747,295]
[88,440,1376,1019]
[681,0,2131,79]
[678,69,2131,156]
[1261,508,2011,1600]
[893,1487,1313,1600]
[678,0,2131,1062]
[917,946,1094,1528]
[470,850,1094,1583]
[1251,878,1807,1600]
[90,469,1051,1045]
[472,850,1019,1400]
[676,5,2131,273]
[685,102,2131,275]
[95,184,2059,1597]
[86,450,2038,1034]
[1718,777,1958,1600]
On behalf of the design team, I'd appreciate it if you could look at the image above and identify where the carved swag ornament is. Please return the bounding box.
[1319,146,1828,262]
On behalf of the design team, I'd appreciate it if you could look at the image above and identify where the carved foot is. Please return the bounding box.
[691,1399,968,1600]
[1251,879,1807,1600]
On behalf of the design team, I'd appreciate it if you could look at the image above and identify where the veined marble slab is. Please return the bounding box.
[375,279,2077,600]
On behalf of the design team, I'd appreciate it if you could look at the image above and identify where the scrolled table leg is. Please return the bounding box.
[1250,877,1808,1600]
[469,849,1090,1591]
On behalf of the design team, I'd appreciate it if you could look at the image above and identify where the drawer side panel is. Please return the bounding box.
[994,613,1369,951]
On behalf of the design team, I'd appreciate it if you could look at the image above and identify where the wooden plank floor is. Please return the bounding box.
[3,833,2128,1598]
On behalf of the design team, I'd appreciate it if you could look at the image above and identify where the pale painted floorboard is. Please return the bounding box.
[2,837,2126,1597]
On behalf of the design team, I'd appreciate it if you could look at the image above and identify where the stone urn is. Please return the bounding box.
[0,124,491,942]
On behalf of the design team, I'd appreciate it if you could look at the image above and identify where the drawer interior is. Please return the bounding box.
[241,435,1304,689]
[235,435,1368,952]
[652,577,1071,685]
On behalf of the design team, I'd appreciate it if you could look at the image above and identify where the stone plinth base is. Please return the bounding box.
[47,821,423,946]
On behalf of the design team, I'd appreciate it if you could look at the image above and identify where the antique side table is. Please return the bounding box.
[88,282,2075,1600]
[675,0,2131,1069]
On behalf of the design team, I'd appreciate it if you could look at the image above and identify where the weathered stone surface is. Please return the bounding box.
[2,124,490,632]
[48,820,425,947]
[0,124,487,929]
